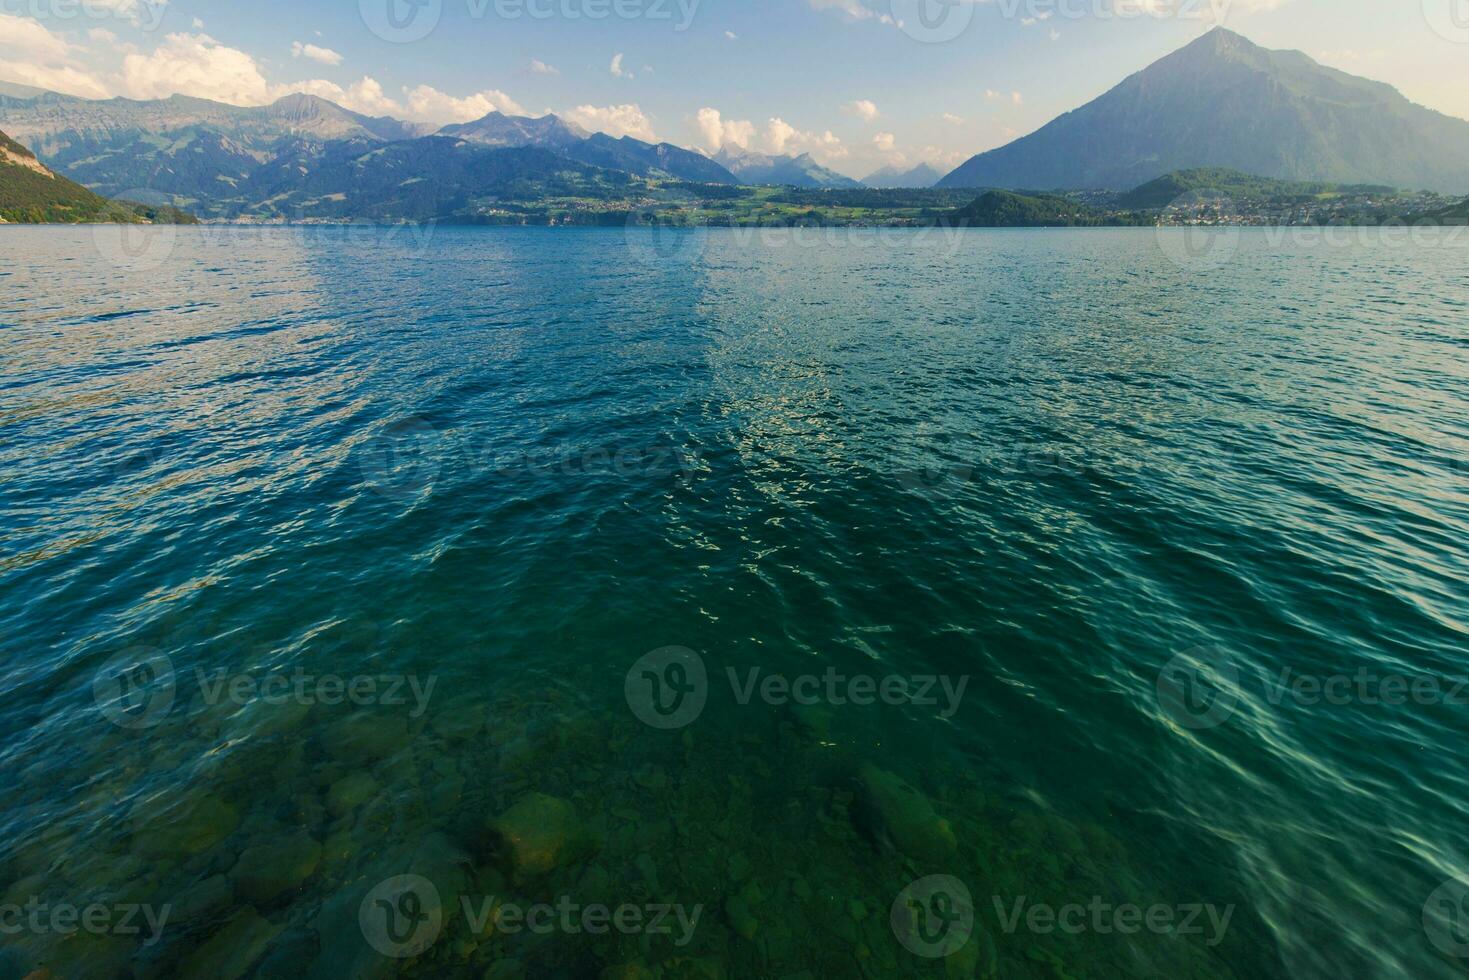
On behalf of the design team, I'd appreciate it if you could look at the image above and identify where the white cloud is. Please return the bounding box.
[942,112,964,125]
[0,14,110,98]
[564,103,655,141]
[291,42,343,67]
[873,131,897,152]
[985,89,1023,105]
[530,59,559,74]
[192,17,204,29]
[814,130,847,159]
[765,116,799,154]
[278,77,402,117]
[807,0,898,27]
[764,117,845,160]
[725,30,738,40]
[921,145,967,169]
[695,106,755,152]
[844,98,879,122]
[0,59,110,99]
[610,52,632,79]
[120,32,272,105]
[695,107,844,162]
[405,85,523,124]
[272,77,523,126]
[0,22,532,127]
[0,14,74,64]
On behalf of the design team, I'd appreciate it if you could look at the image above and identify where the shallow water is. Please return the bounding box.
[1,225,1468,979]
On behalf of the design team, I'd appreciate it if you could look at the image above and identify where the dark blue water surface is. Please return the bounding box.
[1,225,1467,979]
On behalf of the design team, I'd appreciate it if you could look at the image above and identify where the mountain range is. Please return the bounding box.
[3,27,1468,221]
[0,89,864,217]
[712,147,862,189]
[0,125,194,223]
[862,162,943,189]
[939,28,1469,194]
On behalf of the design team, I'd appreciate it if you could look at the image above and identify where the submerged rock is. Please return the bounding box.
[486,793,587,876]
[223,698,311,741]
[179,907,282,980]
[854,766,958,865]
[727,853,750,882]
[431,700,485,743]
[323,711,408,762]
[172,874,234,923]
[600,964,655,980]
[724,895,759,941]
[326,772,379,816]
[482,960,527,980]
[130,788,239,860]
[789,702,836,740]
[229,833,322,905]
[662,957,727,980]
[302,832,470,980]
[22,932,134,979]
[252,926,321,980]
[946,922,999,979]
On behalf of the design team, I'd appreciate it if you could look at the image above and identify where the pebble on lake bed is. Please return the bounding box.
[229,832,322,904]
[855,765,958,865]
[487,792,588,877]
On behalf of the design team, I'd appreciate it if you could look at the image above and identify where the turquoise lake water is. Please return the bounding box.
[1,225,1467,979]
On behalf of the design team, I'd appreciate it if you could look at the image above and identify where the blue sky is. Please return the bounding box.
[2,0,1466,177]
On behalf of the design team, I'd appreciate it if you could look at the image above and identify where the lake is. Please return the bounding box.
[1,224,1467,979]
